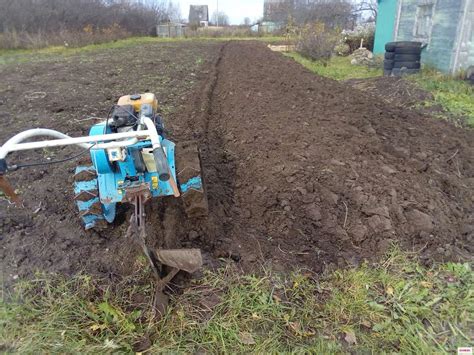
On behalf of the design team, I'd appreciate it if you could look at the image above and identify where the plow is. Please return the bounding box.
[0,93,208,312]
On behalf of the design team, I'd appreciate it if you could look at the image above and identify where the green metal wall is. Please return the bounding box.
[373,0,469,72]
[374,0,398,54]
[396,0,464,72]
[457,0,473,71]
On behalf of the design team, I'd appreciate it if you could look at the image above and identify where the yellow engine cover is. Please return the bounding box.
[117,93,158,113]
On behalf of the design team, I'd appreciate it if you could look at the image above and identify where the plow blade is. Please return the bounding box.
[156,249,203,273]
[153,249,203,317]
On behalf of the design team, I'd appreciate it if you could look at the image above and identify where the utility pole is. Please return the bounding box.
[216,0,219,27]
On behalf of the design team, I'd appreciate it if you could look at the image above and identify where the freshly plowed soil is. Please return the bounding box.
[1,41,473,282]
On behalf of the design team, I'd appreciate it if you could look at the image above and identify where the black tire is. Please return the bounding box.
[401,68,421,75]
[466,66,474,82]
[394,41,422,48]
[384,52,395,60]
[394,54,421,61]
[383,59,394,69]
[385,42,397,52]
[393,61,421,69]
[395,47,422,54]
[391,68,401,77]
[392,68,420,76]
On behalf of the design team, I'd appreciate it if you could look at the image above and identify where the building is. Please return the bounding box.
[156,23,186,38]
[374,0,473,74]
[189,5,209,27]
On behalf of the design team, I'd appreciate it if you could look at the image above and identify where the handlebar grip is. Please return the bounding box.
[153,147,170,181]
[0,159,7,175]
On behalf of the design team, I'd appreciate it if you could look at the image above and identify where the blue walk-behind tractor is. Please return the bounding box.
[0,93,207,304]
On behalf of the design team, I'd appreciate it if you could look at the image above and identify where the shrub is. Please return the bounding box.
[342,23,375,52]
[0,25,130,50]
[296,23,339,64]
[334,42,351,56]
[0,0,178,49]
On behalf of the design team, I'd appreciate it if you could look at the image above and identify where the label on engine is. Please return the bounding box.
[151,176,159,190]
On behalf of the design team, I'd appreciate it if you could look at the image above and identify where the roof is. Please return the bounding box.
[189,5,209,24]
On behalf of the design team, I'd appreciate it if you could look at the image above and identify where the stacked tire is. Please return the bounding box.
[384,41,422,77]
[467,66,474,85]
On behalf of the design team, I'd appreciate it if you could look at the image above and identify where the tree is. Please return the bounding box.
[0,0,179,34]
[264,0,293,23]
[354,0,378,20]
[211,11,229,27]
[243,17,252,26]
[166,1,182,22]
[148,0,181,23]
[294,0,356,30]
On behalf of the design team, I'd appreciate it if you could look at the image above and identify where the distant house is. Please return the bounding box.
[259,21,284,34]
[189,5,209,27]
[373,0,474,74]
[156,23,186,38]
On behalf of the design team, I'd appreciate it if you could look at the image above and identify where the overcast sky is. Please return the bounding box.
[177,0,265,25]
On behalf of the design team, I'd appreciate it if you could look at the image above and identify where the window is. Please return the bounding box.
[414,4,434,39]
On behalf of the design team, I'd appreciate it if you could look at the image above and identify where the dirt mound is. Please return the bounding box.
[1,41,473,282]
[344,76,470,127]
[169,41,473,272]
[345,76,435,108]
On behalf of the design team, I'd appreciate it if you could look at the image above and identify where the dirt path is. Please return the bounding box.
[1,41,473,282]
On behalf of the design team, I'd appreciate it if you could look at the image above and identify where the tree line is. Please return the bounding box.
[263,0,377,30]
[0,0,180,35]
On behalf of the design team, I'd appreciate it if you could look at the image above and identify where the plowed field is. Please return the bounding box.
[1,41,472,283]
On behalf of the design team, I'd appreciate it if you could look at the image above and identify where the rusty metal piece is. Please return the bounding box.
[79,200,103,216]
[74,189,99,202]
[123,182,203,319]
[153,267,180,318]
[84,218,108,230]
[126,190,161,279]
[151,251,202,317]
[123,183,152,204]
[156,249,202,273]
[0,176,23,207]
[74,169,97,182]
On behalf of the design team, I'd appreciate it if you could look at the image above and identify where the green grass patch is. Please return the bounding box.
[408,69,474,126]
[285,52,382,80]
[2,248,472,353]
[0,36,285,66]
[0,37,163,65]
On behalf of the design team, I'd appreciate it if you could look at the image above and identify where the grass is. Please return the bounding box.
[2,248,472,353]
[0,36,161,65]
[0,36,285,66]
[286,53,474,126]
[408,69,474,126]
[285,52,382,80]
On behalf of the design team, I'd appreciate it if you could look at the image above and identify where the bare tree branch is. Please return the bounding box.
[0,0,179,35]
